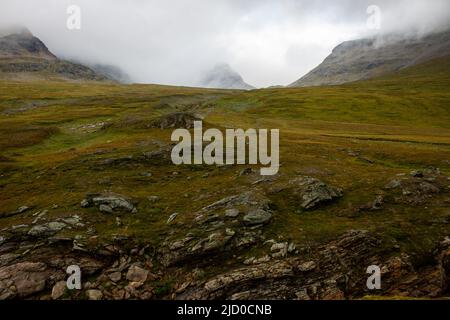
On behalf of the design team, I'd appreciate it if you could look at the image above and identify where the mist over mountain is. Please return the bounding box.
[2,0,449,87]
[0,28,107,81]
[200,64,255,90]
[79,63,133,84]
[289,29,450,87]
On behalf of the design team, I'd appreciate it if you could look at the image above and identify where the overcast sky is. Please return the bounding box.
[1,0,450,87]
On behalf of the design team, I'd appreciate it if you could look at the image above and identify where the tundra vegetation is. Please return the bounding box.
[0,55,450,300]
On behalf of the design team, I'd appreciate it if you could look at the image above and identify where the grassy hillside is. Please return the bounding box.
[0,55,449,299]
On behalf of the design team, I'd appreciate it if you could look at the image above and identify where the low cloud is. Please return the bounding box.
[1,0,449,87]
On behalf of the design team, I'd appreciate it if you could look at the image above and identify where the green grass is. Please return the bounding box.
[1,55,450,278]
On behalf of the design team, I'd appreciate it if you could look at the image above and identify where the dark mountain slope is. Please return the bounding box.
[289,30,450,87]
[0,28,107,82]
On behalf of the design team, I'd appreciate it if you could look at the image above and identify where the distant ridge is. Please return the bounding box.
[200,63,255,90]
[0,27,108,82]
[289,30,450,87]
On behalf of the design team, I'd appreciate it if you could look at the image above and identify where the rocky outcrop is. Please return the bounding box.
[242,209,272,226]
[81,193,137,214]
[384,168,447,205]
[176,230,450,300]
[438,237,450,293]
[0,262,51,299]
[270,176,343,210]
[158,190,272,267]
[176,230,380,299]
[150,112,202,129]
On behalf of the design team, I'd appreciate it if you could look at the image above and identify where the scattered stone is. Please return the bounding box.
[385,179,401,189]
[225,208,240,218]
[372,195,384,210]
[3,206,32,218]
[288,243,296,253]
[0,253,20,266]
[254,255,271,264]
[271,242,288,258]
[239,168,253,176]
[109,272,122,283]
[141,172,152,177]
[289,176,343,210]
[31,210,48,224]
[411,170,424,178]
[298,261,317,272]
[62,215,84,227]
[51,281,67,300]
[82,193,136,214]
[205,191,269,212]
[80,199,90,208]
[0,262,49,298]
[87,289,103,300]
[235,232,258,247]
[295,289,311,300]
[270,242,287,252]
[126,265,149,283]
[360,195,384,211]
[28,221,66,237]
[202,195,240,211]
[148,196,160,203]
[99,204,114,214]
[150,112,202,129]
[243,209,272,226]
[167,213,179,224]
[16,206,30,214]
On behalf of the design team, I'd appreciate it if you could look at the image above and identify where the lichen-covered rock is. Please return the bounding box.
[51,281,67,300]
[243,209,272,226]
[87,289,103,300]
[159,229,237,267]
[82,193,137,214]
[126,265,149,283]
[289,176,343,210]
[150,112,202,129]
[0,262,50,299]
[177,230,379,300]
[28,221,66,237]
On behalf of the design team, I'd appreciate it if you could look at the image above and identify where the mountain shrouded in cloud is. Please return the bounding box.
[0,27,56,60]
[1,0,450,87]
[200,63,254,90]
[0,28,108,81]
[289,30,450,87]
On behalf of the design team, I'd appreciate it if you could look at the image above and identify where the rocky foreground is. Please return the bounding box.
[1,165,449,300]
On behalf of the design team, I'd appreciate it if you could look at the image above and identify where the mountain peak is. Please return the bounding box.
[0,28,110,82]
[0,27,56,60]
[200,63,255,90]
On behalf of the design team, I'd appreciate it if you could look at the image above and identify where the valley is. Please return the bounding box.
[0,54,450,300]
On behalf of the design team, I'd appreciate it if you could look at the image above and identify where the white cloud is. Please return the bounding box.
[1,0,449,87]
